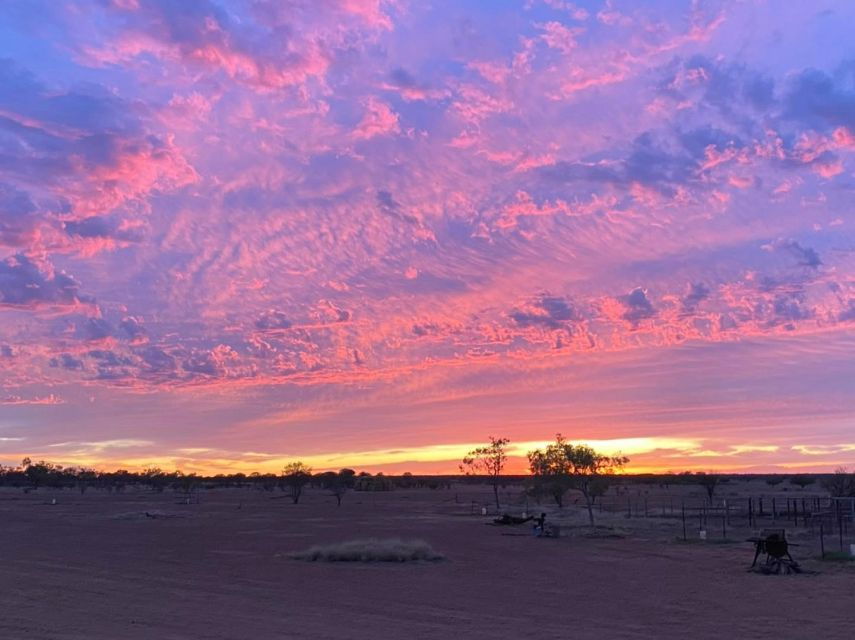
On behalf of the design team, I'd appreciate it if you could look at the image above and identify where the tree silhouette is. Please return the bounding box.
[460,436,509,510]
[789,474,816,490]
[282,462,312,504]
[696,472,722,503]
[528,434,628,525]
[822,467,855,497]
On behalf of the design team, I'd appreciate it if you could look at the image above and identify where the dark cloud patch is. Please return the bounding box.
[120,316,147,342]
[389,68,417,88]
[137,346,176,372]
[757,275,782,293]
[95,367,132,380]
[538,159,623,184]
[0,182,39,246]
[719,314,738,331]
[784,66,855,131]
[64,216,145,243]
[83,317,112,341]
[682,282,710,313]
[0,59,136,134]
[255,310,292,330]
[331,305,351,322]
[50,353,84,370]
[0,344,13,357]
[678,56,775,114]
[412,322,439,336]
[765,292,813,329]
[0,62,145,185]
[88,349,134,380]
[403,271,467,294]
[623,133,694,186]
[621,288,656,326]
[0,59,189,240]
[182,350,221,377]
[539,133,693,193]
[377,190,420,225]
[0,254,89,309]
[88,349,132,367]
[778,239,822,268]
[511,294,578,329]
[839,299,855,322]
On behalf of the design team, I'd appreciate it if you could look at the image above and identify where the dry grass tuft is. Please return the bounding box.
[289,538,443,563]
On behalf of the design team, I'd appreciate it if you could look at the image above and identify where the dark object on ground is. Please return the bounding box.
[534,512,557,537]
[748,529,801,574]
[492,513,533,526]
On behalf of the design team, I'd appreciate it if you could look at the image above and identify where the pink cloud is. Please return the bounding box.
[352,98,400,140]
[2,393,64,405]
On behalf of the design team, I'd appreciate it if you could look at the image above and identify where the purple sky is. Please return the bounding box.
[1,0,855,473]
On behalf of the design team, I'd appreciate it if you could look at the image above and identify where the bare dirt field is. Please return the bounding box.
[1,483,852,640]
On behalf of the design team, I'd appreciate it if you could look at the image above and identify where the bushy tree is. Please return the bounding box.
[21,458,62,489]
[528,435,629,524]
[282,462,312,504]
[527,438,574,508]
[822,467,855,497]
[789,474,816,490]
[460,436,510,510]
[316,470,352,506]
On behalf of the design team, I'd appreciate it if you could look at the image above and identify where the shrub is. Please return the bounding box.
[289,538,443,562]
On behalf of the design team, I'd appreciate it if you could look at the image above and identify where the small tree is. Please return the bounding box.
[587,476,610,505]
[789,474,816,490]
[142,467,168,493]
[563,443,628,526]
[74,468,97,494]
[317,470,350,506]
[822,467,855,497]
[696,472,721,503]
[282,462,312,504]
[460,436,509,510]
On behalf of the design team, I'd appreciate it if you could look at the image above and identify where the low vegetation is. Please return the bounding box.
[289,538,444,563]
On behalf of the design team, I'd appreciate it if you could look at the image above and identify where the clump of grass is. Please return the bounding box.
[289,538,443,563]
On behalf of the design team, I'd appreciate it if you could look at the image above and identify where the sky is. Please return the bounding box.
[1,0,854,475]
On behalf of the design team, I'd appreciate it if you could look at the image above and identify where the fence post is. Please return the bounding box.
[772,498,777,522]
[682,503,687,541]
[820,523,825,559]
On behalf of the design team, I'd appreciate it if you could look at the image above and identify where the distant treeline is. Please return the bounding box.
[1,458,853,497]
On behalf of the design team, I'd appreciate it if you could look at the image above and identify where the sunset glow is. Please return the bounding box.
[2,1,855,474]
